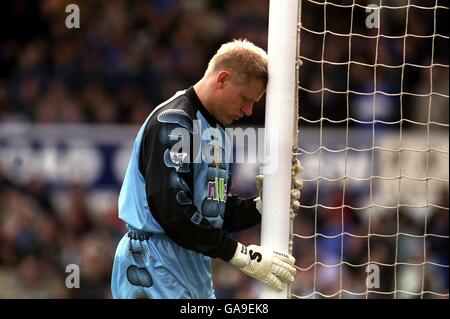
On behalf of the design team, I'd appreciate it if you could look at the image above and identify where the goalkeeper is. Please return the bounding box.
[111,39,302,299]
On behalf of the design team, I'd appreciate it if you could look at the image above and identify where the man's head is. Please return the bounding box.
[196,39,268,125]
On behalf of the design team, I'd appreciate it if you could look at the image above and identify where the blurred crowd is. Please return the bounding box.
[0,167,122,298]
[0,0,270,299]
[297,0,449,127]
[289,184,449,299]
[0,0,269,124]
[0,0,448,299]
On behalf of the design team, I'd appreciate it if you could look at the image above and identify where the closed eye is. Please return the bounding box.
[241,95,253,103]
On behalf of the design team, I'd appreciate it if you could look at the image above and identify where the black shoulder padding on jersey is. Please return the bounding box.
[158,123,187,146]
[157,109,197,134]
[169,170,191,193]
[163,149,190,173]
[176,191,193,205]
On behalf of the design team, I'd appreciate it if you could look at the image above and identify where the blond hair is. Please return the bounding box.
[205,39,268,85]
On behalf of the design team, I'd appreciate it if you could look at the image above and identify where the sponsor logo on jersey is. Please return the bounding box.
[207,177,227,202]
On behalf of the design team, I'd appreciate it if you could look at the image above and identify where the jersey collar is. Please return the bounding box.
[186,86,224,130]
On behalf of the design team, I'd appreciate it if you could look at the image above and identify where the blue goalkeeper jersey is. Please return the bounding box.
[113,87,261,298]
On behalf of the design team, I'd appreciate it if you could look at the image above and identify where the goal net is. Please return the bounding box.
[292,0,449,298]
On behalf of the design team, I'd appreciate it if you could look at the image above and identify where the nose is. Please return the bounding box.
[242,103,254,117]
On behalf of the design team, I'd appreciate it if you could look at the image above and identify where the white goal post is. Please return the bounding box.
[260,0,300,299]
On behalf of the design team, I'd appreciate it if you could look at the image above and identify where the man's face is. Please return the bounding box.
[214,78,266,125]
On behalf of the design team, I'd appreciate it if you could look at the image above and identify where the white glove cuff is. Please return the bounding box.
[229,242,249,268]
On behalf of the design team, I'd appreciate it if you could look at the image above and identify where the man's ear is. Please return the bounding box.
[216,70,230,89]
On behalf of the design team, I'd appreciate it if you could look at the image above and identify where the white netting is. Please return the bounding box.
[292,0,449,299]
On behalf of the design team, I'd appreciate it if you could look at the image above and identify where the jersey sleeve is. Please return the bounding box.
[139,108,237,261]
[222,195,262,232]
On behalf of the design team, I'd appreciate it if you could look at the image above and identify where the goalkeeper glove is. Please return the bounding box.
[254,158,304,214]
[229,242,296,291]
[254,175,264,213]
